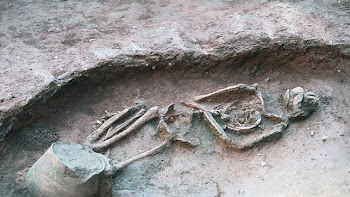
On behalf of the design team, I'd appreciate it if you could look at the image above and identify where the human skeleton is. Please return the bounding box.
[83,84,319,170]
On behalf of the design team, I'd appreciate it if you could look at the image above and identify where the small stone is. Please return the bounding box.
[238,189,244,194]
[258,153,262,156]
[48,28,61,33]
[322,136,328,142]
[310,131,315,136]
[260,162,267,167]
[88,38,97,42]
[264,78,274,83]
[169,116,175,122]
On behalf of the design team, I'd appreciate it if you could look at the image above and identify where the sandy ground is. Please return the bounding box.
[0,0,350,196]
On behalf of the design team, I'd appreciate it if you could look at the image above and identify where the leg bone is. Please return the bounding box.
[113,136,173,171]
[91,106,159,151]
[102,108,146,141]
[85,103,144,144]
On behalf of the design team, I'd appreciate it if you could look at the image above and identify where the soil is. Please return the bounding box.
[1,0,350,197]
[1,47,350,196]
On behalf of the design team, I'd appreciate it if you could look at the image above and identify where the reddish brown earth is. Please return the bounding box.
[0,0,350,196]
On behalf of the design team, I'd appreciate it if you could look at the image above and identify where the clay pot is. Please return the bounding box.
[26,142,113,197]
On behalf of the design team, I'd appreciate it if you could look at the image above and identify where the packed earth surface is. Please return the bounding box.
[1,0,350,196]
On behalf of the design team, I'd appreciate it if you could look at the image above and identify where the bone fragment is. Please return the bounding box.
[157,119,173,136]
[159,103,175,118]
[113,136,172,171]
[85,104,144,144]
[102,108,146,141]
[238,121,287,150]
[283,87,319,120]
[181,101,219,115]
[202,111,231,143]
[91,106,159,151]
[194,84,258,102]
[203,111,243,150]
[203,111,287,150]
[226,111,262,132]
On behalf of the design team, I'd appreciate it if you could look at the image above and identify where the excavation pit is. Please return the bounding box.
[1,47,350,196]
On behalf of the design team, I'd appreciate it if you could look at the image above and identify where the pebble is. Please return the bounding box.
[258,153,262,156]
[322,136,328,142]
[310,131,315,136]
[264,78,274,83]
[48,28,61,33]
[261,162,267,167]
